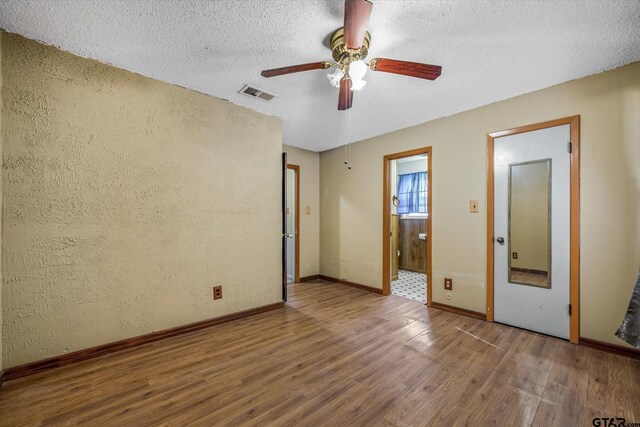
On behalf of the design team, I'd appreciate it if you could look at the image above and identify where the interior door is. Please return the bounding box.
[285,168,296,283]
[493,124,570,339]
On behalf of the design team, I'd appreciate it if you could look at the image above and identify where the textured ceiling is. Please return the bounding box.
[1,1,639,152]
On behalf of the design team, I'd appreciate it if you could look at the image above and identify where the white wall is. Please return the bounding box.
[398,158,428,175]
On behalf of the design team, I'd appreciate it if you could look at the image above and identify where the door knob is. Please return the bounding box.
[496,237,505,245]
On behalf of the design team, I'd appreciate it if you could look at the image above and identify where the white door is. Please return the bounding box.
[494,124,570,339]
[286,168,296,284]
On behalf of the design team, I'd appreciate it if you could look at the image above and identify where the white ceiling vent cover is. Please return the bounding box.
[239,85,276,102]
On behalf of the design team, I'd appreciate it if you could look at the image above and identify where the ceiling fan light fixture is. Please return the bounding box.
[260,0,442,111]
[327,67,345,88]
[348,59,367,91]
[351,79,366,91]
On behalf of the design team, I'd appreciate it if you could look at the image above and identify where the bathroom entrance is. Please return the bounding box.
[383,148,432,304]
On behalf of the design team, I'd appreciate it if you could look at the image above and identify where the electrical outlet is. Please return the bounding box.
[469,200,479,213]
[512,252,518,259]
[444,278,453,290]
[213,286,222,300]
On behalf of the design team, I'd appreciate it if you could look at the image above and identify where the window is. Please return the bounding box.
[397,172,428,214]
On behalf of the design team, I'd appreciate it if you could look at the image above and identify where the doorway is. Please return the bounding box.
[487,116,580,343]
[285,164,300,284]
[383,148,432,304]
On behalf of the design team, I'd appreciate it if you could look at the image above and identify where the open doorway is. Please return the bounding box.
[383,148,432,304]
[285,164,300,284]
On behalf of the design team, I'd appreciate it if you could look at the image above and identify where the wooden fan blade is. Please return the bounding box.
[338,77,353,110]
[344,0,373,50]
[370,58,442,80]
[261,61,330,78]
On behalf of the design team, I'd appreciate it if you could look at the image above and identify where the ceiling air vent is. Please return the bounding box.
[239,85,276,102]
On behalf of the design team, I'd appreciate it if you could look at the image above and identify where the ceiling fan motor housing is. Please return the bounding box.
[330,27,371,63]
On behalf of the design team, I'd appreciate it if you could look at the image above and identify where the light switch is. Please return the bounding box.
[306,206,311,214]
[470,200,479,213]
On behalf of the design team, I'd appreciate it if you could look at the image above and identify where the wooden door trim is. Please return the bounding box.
[383,147,432,305]
[486,115,580,344]
[287,164,301,283]
[282,153,287,302]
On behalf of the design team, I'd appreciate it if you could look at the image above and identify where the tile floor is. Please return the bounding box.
[391,269,426,302]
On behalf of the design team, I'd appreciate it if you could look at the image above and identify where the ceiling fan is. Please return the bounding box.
[260,0,442,111]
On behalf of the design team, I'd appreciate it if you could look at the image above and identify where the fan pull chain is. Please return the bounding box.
[344,143,352,170]
[344,143,351,170]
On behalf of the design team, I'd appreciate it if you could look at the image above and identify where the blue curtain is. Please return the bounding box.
[397,172,428,214]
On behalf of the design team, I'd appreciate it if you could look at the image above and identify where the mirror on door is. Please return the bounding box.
[508,159,551,288]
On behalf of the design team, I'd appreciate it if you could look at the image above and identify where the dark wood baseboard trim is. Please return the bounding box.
[319,275,383,295]
[0,370,5,387]
[340,279,384,295]
[1,302,285,385]
[299,274,320,282]
[431,301,487,321]
[579,337,640,360]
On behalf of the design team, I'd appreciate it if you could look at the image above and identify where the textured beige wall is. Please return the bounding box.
[0,31,4,370]
[1,33,283,368]
[320,61,640,347]
[283,144,319,278]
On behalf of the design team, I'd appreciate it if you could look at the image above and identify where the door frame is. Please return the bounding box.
[282,153,287,302]
[486,115,580,343]
[287,164,301,283]
[382,147,432,305]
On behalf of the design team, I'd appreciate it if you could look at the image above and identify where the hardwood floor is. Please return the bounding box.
[0,280,638,426]
[511,270,549,287]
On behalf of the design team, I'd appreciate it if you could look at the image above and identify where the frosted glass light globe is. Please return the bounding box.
[327,68,344,88]
[349,60,367,91]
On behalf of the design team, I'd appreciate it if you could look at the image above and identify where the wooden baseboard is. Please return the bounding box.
[0,370,5,387]
[430,301,487,320]
[579,337,640,360]
[319,275,383,295]
[1,301,285,385]
[340,279,384,295]
[299,274,320,282]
